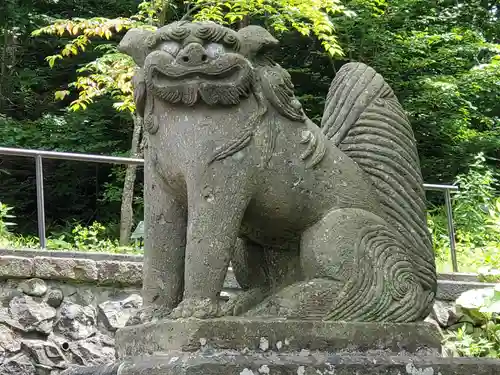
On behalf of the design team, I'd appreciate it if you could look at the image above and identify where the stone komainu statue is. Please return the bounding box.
[119,21,437,323]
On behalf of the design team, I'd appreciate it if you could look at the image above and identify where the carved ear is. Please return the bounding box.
[237,25,279,57]
[118,28,154,67]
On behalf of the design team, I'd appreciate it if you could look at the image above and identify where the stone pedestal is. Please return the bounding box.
[62,318,500,375]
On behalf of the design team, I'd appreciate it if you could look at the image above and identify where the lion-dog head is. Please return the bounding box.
[119,21,279,107]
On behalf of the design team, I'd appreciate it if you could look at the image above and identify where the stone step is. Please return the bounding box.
[436,280,497,301]
[60,318,500,375]
[115,318,441,357]
[63,350,500,375]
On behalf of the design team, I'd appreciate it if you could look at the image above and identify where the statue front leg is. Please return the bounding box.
[170,165,252,319]
[129,151,187,325]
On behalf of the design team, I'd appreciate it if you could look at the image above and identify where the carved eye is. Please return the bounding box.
[205,43,225,59]
[158,41,180,56]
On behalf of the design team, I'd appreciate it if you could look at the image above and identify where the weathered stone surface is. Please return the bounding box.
[0,249,142,263]
[437,280,497,301]
[4,296,56,334]
[0,353,36,375]
[116,318,441,358]
[61,352,500,375]
[68,339,115,367]
[438,273,479,282]
[21,340,67,369]
[46,289,64,308]
[431,300,460,328]
[34,257,98,282]
[55,302,96,340]
[0,324,21,353]
[18,279,47,297]
[68,289,95,307]
[0,257,34,279]
[118,21,436,323]
[62,362,120,375]
[0,248,495,374]
[97,261,142,286]
[98,294,142,331]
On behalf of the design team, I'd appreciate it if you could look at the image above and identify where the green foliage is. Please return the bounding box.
[0,201,16,243]
[453,153,499,246]
[478,268,500,284]
[444,286,500,358]
[428,154,500,273]
[0,107,136,233]
[0,209,142,254]
[68,221,142,253]
[188,0,352,56]
[334,0,500,183]
[32,17,149,113]
[30,0,365,116]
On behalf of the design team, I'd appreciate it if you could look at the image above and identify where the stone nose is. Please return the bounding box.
[175,43,209,66]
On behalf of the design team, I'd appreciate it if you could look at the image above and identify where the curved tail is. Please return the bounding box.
[321,62,436,304]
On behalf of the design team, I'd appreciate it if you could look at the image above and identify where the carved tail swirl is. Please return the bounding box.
[321,62,437,319]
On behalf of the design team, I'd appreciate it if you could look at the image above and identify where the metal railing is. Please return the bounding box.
[424,183,459,271]
[0,146,460,271]
[0,147,144,250]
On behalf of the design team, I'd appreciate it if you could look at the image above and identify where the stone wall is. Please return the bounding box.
[0,249,494,374]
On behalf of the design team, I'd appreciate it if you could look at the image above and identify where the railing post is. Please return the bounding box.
[444,189,458,272]
[35,155,46,249]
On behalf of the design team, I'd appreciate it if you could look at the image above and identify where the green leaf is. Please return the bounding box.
[54,90,70,101]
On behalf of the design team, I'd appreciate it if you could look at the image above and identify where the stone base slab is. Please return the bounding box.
[62,351,500,375]
[115,318,442,357]
[62,319,500,375]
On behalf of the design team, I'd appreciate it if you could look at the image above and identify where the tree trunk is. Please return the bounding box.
[119,114,143,245]
[159,0,169,26]
[0,28,8,112]
[238,16,250,29]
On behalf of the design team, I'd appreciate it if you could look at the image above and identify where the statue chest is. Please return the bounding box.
[147,99,260,167]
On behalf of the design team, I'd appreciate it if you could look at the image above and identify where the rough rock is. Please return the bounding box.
[46,289,64,308]
[66,289,95,307]
[0,324,21,353]
[55,302,96,340]
[21,340,67,369]
[97,261,142,286]
[98,294,142,331]
[431,300,460,328]
[0,353,36,375]
[33,257,98,282]
[69,339,115,367]
[5,296,56,334]
[18,279,47,297]
[89,332,114,348]
[0,257,34,279]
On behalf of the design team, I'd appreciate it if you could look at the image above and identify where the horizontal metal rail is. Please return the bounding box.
[0,147,460,271]
[0,147,144,165]
[422,183,459,191]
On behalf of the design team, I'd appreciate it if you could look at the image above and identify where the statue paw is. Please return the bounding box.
[221,288,268,316]
[125,305,172,326]
[169,297,220,319]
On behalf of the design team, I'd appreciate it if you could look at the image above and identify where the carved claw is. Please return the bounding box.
[125,305,172,326]
[221,288,269,317]
[169,297,220,319]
